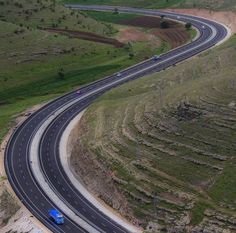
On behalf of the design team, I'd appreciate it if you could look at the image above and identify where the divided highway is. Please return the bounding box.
[4,5,229,233]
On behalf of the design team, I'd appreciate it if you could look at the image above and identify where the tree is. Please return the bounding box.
[58,68,65,80]
[160,20,169,29]
[185,22,192,30]
[113,8,119,14]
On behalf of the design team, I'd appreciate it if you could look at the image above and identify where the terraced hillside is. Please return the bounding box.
[71,36,236,232]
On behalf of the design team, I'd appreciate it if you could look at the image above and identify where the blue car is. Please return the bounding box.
[49,209,64,225]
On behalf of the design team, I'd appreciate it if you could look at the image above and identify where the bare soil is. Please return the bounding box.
[152,27,189,48]
[45,28,125,47]
[118,16,180,29]
[118,28,161,47]
[117,16,190,49]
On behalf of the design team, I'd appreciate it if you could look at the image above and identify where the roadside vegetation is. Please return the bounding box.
[71,35,236,232]
[0,185,20,226]
[61,0,185,9]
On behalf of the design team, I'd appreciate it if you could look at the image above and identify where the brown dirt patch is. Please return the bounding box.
[45,28,125,48]
[118,28,150,42]
[166,8,236,33]
[118,28,161,47]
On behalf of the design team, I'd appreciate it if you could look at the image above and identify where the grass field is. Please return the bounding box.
[0,0,111,35]
[0,0,195,142]
[71,35,236,231]
[61,0,236,10]
[0,19,137,141]
[0,0,178,142]
[85,11,139,24]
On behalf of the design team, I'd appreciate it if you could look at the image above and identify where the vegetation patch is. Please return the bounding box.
[0,189,20,226]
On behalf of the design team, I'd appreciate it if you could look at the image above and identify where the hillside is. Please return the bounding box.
[71,35,236,232]
[0,0,112,35]
[0,0,194,142]
[61,0,236,10]
[0,1,140,142]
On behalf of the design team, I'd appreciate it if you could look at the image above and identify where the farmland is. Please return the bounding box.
[71,35,236,232]
[86,11,194,49]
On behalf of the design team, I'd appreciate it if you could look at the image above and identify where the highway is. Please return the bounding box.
[4,5,229,233]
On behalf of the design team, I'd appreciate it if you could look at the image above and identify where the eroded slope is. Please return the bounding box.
[71,36,236,232]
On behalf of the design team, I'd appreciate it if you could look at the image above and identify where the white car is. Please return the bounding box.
[202,25,205,29]
[116,72,122,77]
[76,90,81,94]
[153,55,160,61]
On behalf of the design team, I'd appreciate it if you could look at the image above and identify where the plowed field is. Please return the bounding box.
[45,28,125,47]
[118,16,190,48]
[119,16,179,28]
[152,27,189,48]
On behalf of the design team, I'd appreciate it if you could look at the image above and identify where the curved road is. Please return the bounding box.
[4,5,228,233]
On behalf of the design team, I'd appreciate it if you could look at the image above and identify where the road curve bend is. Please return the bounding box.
[5,5,229,233]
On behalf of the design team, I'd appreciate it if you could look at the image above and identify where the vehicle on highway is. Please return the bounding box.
[49,209,64,225]
[153,55,160,61]
[76,90,81,94]
[116,72,122,77]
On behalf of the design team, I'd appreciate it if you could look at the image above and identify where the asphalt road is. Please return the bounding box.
[4,5,228,233]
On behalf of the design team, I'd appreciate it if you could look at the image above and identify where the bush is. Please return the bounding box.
[58,68,65,80]
[185,22,192,30]
[160,20,170,29]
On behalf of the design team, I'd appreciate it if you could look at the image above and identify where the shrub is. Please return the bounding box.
[160,20,170,29]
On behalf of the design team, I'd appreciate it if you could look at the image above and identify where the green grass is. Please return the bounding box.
[85,10,138,24]
[190,201,211,226]
[209,165,236,206]
[0,0,112,35]
[188,28,198,41]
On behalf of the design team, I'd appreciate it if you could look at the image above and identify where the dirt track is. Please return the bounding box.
[45,28,125,48]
